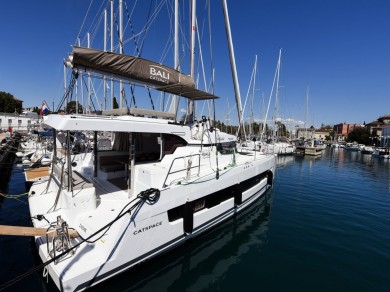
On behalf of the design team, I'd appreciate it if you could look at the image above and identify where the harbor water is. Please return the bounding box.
[0,148,389,291]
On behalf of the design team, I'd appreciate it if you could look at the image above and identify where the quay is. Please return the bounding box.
[295,145,322,156]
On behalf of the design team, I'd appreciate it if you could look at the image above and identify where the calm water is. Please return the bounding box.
[1,148,390,291]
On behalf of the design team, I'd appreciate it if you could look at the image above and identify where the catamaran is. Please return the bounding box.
[26,43,276,290]
[23,1,277,290]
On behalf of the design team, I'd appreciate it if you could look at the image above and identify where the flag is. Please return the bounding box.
[40,101,49,116]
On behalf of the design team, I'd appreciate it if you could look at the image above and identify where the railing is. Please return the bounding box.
[163,154,201,187]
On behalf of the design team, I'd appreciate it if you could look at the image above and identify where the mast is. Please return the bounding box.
[188,0,197,121]
[305,85,309,140]
[250,54,258,137]
[168,0,179,115]
[110,0,114,110]
[78,37,84,113]
[225,96,230,134]
[103,8,107,110]
[119,0,124,108]
[87,32,91,114]
[274,48,282,140]
[63,63,67,111]
[222,0,243,131]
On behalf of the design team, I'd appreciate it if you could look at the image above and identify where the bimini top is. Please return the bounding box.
[65,46,218,101]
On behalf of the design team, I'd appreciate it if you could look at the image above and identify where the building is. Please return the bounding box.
[0,112,40,132]
[366,114,390,146]
[333,123,365,141]
[314,128,331,141]
[296,126,315,140]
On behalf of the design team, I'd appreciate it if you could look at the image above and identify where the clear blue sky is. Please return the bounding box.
[1,0,389,128]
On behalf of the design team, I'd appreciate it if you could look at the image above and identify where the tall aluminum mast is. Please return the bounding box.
[222,0,244,131]
[168,0,179,115]
[119,0,124,108]
[110,0,114,109]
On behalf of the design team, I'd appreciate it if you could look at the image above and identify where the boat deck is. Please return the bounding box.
[24,167,50,181]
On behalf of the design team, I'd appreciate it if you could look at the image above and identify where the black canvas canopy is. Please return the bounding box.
[67,46,218,100]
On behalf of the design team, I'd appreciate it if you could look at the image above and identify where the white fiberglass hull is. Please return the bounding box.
[29,153,275,291]
[266,142,295,155]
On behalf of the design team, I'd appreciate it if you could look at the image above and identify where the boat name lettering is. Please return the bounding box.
[79,223,87,233]
[201,150,210,157]
[149,65,170,84]
[133,221,162,235]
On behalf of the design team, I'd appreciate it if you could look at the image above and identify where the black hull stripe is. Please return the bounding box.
[75,183,270,291]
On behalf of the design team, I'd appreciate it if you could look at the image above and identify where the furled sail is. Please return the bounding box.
[65,46,218,100]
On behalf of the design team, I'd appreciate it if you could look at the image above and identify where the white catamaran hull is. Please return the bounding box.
[29,152,275,291]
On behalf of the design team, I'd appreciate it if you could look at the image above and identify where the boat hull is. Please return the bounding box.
[29,154,276,291]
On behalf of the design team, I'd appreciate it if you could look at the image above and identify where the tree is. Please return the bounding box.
[347,127,370,145]
[0,91,20,113]
[326,130,335,141]
[276,121,288,137]
[32,106,40,115]
[113,96,119,109]
[66,101,83,113]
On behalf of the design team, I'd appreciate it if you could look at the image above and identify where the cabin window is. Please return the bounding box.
[135,133,161,162]
[8,119,12,125]
[111,132,187,163]
[162,134,187,155]
[217,141,236,154]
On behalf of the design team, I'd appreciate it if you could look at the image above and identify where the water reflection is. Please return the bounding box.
[0,154,15,202]
[327,147,390,193]
[93,192,273,292]
[276,155,295,168]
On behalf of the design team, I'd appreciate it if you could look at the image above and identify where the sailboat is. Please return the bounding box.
[23,1,276,291]
[265,48,295,155]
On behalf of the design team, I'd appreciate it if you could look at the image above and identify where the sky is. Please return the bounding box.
[1,0,390,129]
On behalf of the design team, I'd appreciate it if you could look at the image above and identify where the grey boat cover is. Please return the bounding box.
[68,46,218,100]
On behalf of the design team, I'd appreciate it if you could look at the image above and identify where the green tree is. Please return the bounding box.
[0,91,19,113]
[276,121,288,137]
[66,101,83,113]
[326,130,335,141]
[347,127,370,145]
[113,96,119,109]
[32,106,40,115]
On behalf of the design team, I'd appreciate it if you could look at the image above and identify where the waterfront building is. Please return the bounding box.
[314,128,331,141]
[333,123,365,141]
[0,112,40,132]
[296,126,315,140]
[365,114,390,146]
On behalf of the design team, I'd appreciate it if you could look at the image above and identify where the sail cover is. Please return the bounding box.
[67,46,218,100]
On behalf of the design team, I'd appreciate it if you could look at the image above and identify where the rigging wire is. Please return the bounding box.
[123,0,155,110]
[75,0,95,45]
[80,75,97,113]
[120,0,166,49]
[56,72,77,112]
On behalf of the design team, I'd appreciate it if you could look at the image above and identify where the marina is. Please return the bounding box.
[0,146,389,291]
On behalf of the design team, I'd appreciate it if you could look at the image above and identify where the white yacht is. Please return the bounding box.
[28,113,276,291]
[27,31,276,290]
